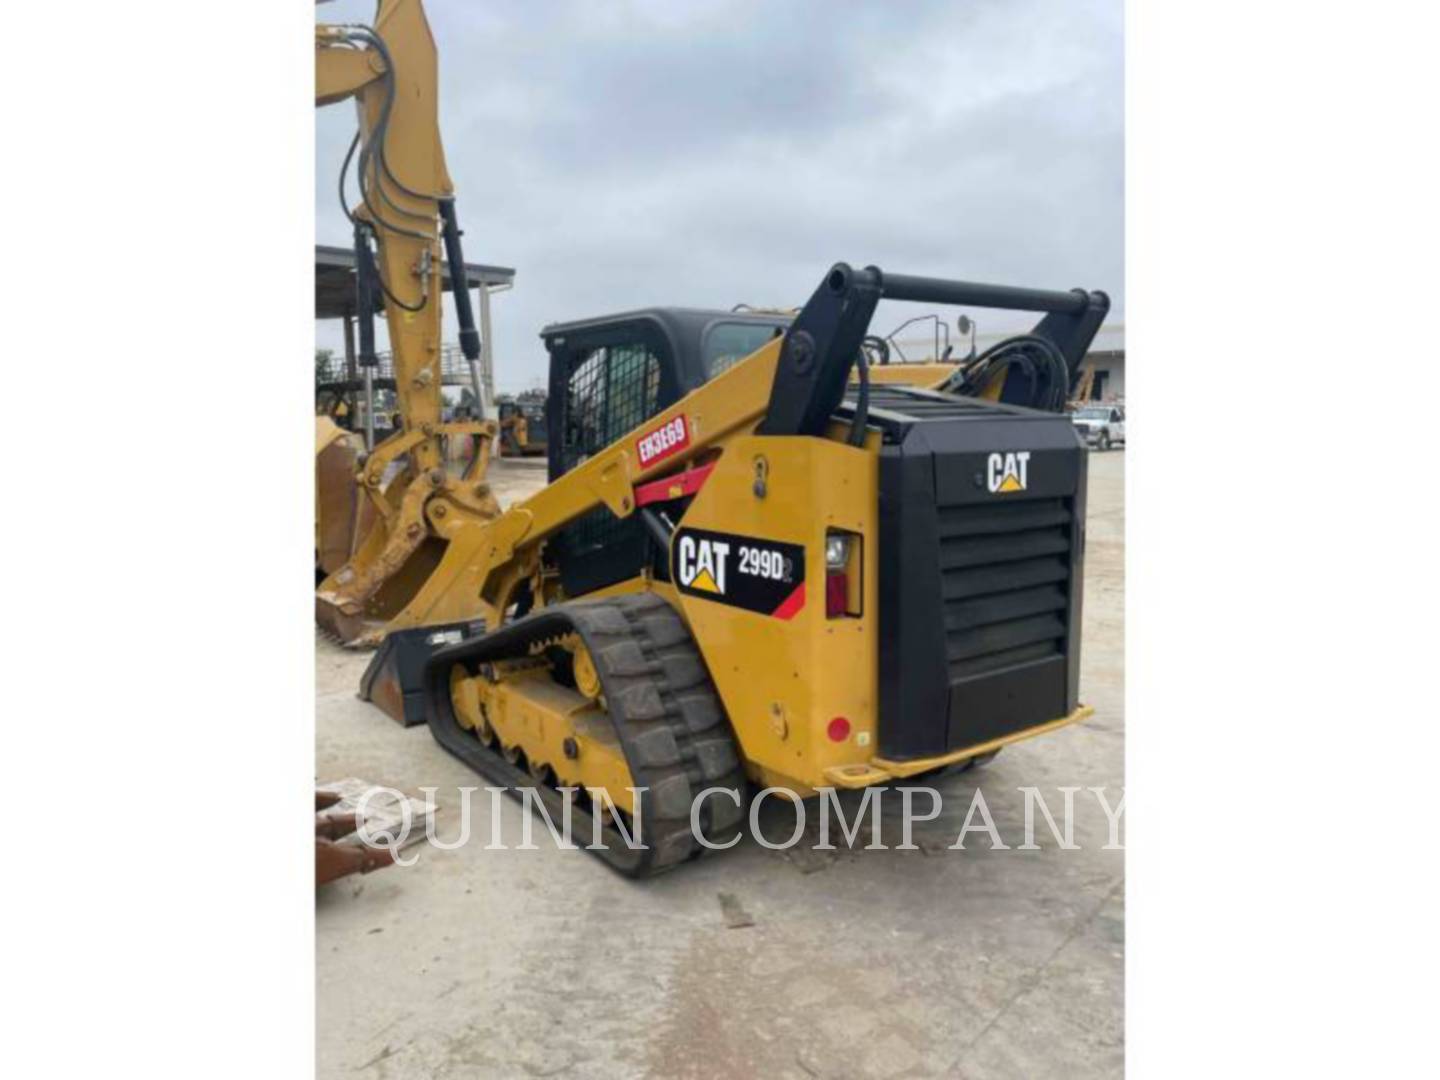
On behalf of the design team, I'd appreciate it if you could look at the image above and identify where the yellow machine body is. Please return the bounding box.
[437,412,1084,795]
[659,433,880,793]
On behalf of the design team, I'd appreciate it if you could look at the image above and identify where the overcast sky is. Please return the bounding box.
[316,0,1122,394]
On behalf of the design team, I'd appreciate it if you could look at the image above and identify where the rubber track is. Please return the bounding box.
[422,592,748,878]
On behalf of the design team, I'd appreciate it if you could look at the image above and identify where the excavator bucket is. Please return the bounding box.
[315,498,442,645]
[315,425,501,647]
[314,418,370,580]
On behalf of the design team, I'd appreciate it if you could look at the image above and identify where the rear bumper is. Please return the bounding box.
[821,705,1092,788]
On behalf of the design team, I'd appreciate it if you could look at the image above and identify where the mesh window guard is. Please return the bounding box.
[562,343,662,550]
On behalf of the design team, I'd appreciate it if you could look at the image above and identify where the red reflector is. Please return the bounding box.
[825,571,848,617]
[826,716,851,742]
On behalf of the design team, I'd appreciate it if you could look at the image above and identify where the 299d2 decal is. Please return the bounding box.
[672,527,807,619]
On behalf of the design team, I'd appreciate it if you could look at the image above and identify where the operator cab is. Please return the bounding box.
[540,309,791,596]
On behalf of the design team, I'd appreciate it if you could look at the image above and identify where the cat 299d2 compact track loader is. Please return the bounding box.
[363,264,1109,877]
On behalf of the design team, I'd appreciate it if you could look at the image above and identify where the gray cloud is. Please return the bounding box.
[317,0,1122,392]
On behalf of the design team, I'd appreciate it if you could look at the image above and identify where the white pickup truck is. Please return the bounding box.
[1072,403,1126,450]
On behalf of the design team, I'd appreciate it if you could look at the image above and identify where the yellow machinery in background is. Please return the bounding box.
[314,0,500,645]
[1068,359,1098,408]
[496,394,549,457]
[859,311,1083,406]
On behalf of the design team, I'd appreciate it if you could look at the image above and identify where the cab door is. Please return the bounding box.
[544,325,682,596]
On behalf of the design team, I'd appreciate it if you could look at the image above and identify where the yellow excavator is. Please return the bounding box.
[496,394,548,457]
[315,0,500,645]
[325,2,1110,877]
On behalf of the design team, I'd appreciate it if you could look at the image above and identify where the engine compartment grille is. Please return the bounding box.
[937,498,1074,681]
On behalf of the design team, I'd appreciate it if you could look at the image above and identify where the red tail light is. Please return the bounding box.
[825,571,848,617]
[824,530,860,618]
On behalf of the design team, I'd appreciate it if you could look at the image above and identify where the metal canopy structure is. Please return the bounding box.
[315,245,515,430]
[314,244,514,321]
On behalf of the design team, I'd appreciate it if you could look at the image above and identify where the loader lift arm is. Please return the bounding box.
[762,265,1110,437]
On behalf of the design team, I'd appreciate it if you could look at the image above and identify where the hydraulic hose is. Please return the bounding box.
[946,334,1070,412]
[862,334,891,366]
[338,132,361,225]
[848,343,871,447]
[334,25,436,244]
[354,225,380,450]
[344,26,446,204]
[439,199,482,363]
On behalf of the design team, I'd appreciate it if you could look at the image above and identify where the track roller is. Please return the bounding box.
[423,593,748,877]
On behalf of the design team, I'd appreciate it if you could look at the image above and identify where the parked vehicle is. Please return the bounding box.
[1072,403,1125,450]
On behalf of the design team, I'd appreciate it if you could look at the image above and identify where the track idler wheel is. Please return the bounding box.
[571,641,603,701]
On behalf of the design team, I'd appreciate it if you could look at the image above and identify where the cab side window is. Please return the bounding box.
[561,342,662,474]
[703,322,785,377]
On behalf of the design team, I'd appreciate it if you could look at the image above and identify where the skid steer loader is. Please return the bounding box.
[362,265,1109,876]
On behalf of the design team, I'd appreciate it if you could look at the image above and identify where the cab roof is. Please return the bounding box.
[539,306,792,341]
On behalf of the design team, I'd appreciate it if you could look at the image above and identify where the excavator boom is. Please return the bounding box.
[313,0,500,644]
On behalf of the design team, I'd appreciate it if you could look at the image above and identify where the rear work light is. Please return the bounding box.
[824,530,862,618]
